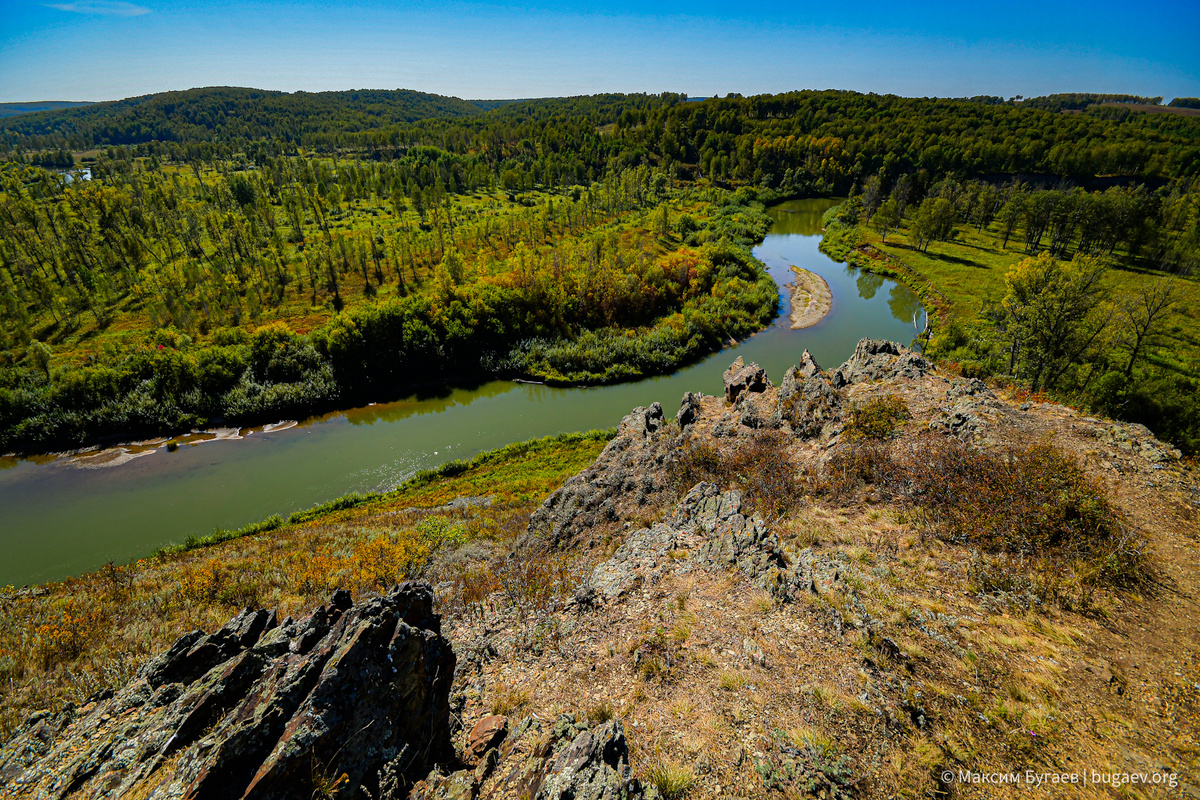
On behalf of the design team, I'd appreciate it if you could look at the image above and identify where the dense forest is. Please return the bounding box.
[1,87,1198,453]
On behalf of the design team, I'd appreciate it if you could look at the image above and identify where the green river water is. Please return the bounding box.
[0,199,924,587]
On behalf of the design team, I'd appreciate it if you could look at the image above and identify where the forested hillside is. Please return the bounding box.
[0,87,486,148]
[1,88,1198,454]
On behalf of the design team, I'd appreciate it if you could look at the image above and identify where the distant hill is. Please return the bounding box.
[1020,93,1163,113]
[0,101,91,119]
[0,87,486,149]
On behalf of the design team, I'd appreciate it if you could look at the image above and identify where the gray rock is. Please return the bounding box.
[677,392,703,429]
[830,338,933,387]
[723,357,771,404]
[534,720,645,800]
[774,353,844,438]
[738,396,770,429]
[527,403,673,549]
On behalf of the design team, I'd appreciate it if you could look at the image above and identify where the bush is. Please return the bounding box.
[669,430,800,517]
[847,394,911,439]
[838,435,1153,596]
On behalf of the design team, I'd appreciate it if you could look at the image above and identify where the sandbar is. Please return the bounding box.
[788,267,832,329]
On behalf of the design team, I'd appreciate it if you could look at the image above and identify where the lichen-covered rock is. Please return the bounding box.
[580,482,850,612]
[738,395,771,429]
[415,715,649,800]
[533,720,644,800]
[1,583,454,800]
[723,357,771,403]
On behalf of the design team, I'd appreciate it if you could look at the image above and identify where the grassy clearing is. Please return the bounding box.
[854,219,1200,381]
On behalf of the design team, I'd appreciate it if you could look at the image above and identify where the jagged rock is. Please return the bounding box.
[527,403,673,549]
[581,482,850,613]
[415,715,648,800]
[1,583,454,800]
[830,338,933,387]
[465,715,508,763]
[738,395,770,429]
[931,406,981,439]
[945,378,992,402]
[774,352,844,438]
[534,720,644,800]
[797,348,823,379]
[411,769,479,800]
[587,521,681,601]
[723,357,771,404]
[677,391,703,429]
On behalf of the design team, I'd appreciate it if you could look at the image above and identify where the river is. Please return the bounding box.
[0,199,924,587]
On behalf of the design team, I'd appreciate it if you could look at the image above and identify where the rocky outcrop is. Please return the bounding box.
[581,482,847,609]
[774,350,845,438]
[412,714,649,800]
[723,357,771,403]
[527,403,675,549]
[830,338,932,387]
[1,584,454,800]
[677,391,703,429]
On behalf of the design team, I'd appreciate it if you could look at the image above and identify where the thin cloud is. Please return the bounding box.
[45,1,151,16]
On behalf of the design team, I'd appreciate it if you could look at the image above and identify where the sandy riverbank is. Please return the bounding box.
[788,266,832,329]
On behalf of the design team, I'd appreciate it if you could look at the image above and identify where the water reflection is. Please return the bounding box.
[336,380,517,426]
[889,284,925,329]
[856,270,885,300]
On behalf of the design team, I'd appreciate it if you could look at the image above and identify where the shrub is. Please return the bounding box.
[34,602,106,668]
[179,558,228,604]
[352,532,432,590]
[669,430,800,517]
[847,394,911,440]
[294,549,346,596]
[820,440,897,498]
[821,435,1150,597]
[886,436,1148,595]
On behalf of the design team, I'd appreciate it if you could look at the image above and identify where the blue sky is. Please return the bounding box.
[1,0,1197,103]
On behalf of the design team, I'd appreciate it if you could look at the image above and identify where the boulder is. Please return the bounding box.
[723,357,771,404]
[677,391,703,429]
[465,715,508,763]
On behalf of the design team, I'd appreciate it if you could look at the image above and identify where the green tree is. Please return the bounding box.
[1000,252,1110,392]
[872,199,900,242]
[1115,280,1177,378]
[27,340,52,376]
[910,197,956,252]
[861,174,884,220]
